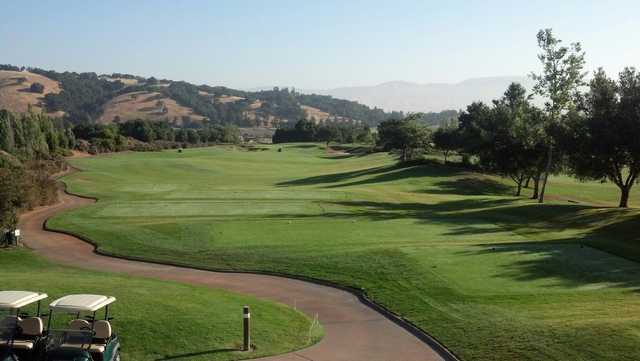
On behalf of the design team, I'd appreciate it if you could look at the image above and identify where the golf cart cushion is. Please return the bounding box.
[93,320,111,339]
[1,339,34,350]
[69,319,91,330]
[60,343,105,353]
[19,317,43,336]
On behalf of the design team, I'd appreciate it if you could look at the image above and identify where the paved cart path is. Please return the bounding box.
[18,172,449,361]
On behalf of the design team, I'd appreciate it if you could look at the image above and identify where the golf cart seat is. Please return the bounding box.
[19,316,44,336]
[0,316,44,349]
[93,320,112,340]
[69,319,91,330]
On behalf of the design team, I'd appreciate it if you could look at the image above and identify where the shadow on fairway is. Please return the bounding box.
[154,348,238,360]
[463,239,640,291]
[422,177,513,196]
[278,161,464,188]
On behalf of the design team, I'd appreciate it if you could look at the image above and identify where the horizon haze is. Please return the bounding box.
[2,0,639,92]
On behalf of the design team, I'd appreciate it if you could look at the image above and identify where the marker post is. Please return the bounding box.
[243,306,250,351]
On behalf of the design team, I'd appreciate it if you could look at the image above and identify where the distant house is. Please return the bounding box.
[239,127,275,144]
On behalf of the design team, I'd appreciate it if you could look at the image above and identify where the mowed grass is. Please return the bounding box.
[50,144,640,360]
[0,249,320,360]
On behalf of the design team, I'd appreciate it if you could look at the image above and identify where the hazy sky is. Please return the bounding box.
[2,0,639,89]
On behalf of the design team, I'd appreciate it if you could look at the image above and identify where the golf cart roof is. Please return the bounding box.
[49,294,116,312]
[0,291,48,309]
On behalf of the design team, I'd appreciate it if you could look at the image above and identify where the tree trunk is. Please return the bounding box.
[443,151,448,164]
[401,148,407,162]
[619,186,631,208]
[524,177,531,188]
[538,145,553,203]
[531,174,540,200]
[516,179,523,196]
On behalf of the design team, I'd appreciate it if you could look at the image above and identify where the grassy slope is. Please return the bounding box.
[50,145,640,361]
[0,249,320,360]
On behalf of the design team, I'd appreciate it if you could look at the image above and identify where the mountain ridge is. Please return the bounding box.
[316,76,536,112]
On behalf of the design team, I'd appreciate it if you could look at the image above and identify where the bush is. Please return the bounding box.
[29,82,45,94]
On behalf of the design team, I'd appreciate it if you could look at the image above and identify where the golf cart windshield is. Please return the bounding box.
[45,329,94,351]
[0,310,19,344]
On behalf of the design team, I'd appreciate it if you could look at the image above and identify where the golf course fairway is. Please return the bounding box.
[49,144,640,361]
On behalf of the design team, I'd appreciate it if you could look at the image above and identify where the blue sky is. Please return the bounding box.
[2,0,639,89]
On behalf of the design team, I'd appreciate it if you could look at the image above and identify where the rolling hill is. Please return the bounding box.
[98,90,205,124]
[0,65,407,128]
[0,70,64,116]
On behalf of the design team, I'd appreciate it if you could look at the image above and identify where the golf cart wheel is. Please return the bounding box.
[114,352,121,361]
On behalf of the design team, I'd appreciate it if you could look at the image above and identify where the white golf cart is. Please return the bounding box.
[0,291,48,361]
[43,295,120,361]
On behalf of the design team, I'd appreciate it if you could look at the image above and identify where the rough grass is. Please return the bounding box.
[50,144,640,361]
[0,248,319,360]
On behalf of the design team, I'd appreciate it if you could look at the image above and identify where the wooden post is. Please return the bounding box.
[243,306,250,351]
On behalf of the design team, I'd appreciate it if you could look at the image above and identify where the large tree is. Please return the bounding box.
[377,115,431,162]
[530,29,586,203]
[558,68,640,207]
[432,126,459,163]
[458,84,546,196]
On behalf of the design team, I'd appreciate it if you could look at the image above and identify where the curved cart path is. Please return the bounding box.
[18,177,451,361]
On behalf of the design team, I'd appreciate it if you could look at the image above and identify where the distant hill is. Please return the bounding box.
[0,70,64,116]
[320,76,537,112]
[0,65,405,127]
[98,91,205,125]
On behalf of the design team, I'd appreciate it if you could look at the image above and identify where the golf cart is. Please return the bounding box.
[0,291,48,361]
[43,295,120,361]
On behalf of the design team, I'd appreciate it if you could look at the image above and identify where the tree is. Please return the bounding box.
[432,127,459,163]
[558,68,640,207]
[316,126,337,146]
[221,124,241,144]
[456,84,546,196]
[377,115,431,162]
[29,82,45,93]
[0,165,25,230]
[530,28,586,203]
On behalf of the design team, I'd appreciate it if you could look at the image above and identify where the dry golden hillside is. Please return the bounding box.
[301,105,330,123]
[100,76,139,86]
[98,91,205,124]
[0,70,64,115]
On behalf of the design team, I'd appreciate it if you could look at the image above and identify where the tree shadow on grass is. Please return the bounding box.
[421,176,514,196]
[335,199,640,289]
[154,348,238,360]
[278,162,464,188]
[459,239,640,291]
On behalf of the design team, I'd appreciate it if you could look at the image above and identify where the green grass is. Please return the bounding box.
[50,144,640,361]
[0,248,321,360]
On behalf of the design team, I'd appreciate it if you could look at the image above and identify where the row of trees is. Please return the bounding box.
[73,119,241,154]
[273,119,373,144]
[0,110,75,230]
[0,109,75,160]
[429,29,640,208]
